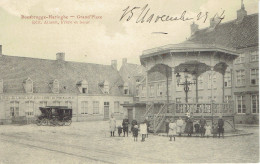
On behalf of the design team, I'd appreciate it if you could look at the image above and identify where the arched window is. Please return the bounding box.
[104,81,109,94]
[123,82,129,95]
[24,78,33,93]
[52,79,59,93]
[77,80,88,93]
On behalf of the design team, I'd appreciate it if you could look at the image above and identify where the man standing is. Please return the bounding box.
[144,117,150,138]
[218,115,224,138]
[122,116,129,137]
[165,118,170,137]
[199,115,206,137]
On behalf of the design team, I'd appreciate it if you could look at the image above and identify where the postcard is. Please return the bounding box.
[0,0,259,163]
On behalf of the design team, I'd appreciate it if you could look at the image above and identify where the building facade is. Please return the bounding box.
[0,50,133,124]
[188,4,259,124]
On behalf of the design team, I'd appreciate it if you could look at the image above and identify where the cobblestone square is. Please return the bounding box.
[0,121,259,163]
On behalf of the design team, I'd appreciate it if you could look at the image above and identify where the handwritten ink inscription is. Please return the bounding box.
[120,4,225,24]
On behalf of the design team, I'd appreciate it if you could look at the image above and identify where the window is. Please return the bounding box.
[104,81,109,94]
[25,101,34,117]
[198,75,204,90]
[224,96,232,103]
[250,51,258,62]
[224,72,231,87]
[114,101,120,113]
[149,85,155,97]
[0,79,3,93]
[237,96,246,114]
[176,98,181,103]
[53,101,61,106]
[208,74,217,89]
[250,69,259,85]
[39,101,47,107]
[157,84,163,96]
[235,54,245,64]
[10,101,19,117]
[52,79,59,93]
[123,83,129,95]
[208,96,216,102]
[251,95,259,114]
[24,78,33,93]
[136,86,139,96]
[236,70,245,86]
[81,101,88,114]
[93,101,99,114]
[198,97,203,103]
[141,86,146,97]
[65,101,72,108]
[176,83,182,92]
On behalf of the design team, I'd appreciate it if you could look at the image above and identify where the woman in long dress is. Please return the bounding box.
[109,114,116,137]
[169,119,177,141]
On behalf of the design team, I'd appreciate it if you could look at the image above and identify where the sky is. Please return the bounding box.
[0,0,258,68]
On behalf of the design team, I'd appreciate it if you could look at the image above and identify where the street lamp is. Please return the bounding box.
[176,68,196,103]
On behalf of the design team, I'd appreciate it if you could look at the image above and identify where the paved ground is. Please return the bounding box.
[0,121,259,163]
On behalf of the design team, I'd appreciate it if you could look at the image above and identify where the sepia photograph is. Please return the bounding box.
[0,0,259,163]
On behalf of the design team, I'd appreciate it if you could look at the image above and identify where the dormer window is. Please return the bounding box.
[99,80,109,94]
[0,79,3,93]
[77,80,88,93]
[52,79,59,93]
[104,81,109,94]
[123,82,129,95]
[23,78,33,93]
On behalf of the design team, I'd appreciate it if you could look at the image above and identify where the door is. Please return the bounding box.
[127,108,133,123]
[104,102,109,119]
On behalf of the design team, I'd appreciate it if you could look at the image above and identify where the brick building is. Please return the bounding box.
[0,50,133,124]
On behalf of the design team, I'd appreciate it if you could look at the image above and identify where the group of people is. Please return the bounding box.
[109,115,150,142]
[109,114,225,142]
[165,115,225,140]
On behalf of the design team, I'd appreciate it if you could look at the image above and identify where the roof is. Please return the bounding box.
[120,63,146,78]
[188,13,259,50]
[141,41,239,59]
[0,55,126,95]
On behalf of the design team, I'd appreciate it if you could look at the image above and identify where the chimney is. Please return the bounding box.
[237,0,247,22]
[190,22,199,36]
[122,58,127,65]
[0,45,2,56]
[56,52,65,61]
[210,17,221,28]
[111,60,117,70]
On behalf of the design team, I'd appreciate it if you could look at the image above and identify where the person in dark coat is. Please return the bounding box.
[199,115,206,137]
[165,118,170,137]
[144,117,150,138]
[194,121,200,136]
[117,125,122,136]
[133,125,139,142]
[212,123,218,138]
[122,117,129,137]
[184,116,193,136]
[131,119,138,135]
[218,115,224,138]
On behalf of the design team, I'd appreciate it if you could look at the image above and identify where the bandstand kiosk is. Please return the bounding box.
[130,41,239,133]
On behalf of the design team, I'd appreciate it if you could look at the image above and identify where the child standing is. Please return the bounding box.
[133,125,139,142]
[140,122,147,142]
[169,119,177,141]
[205,124,212,138]
[118,125,122,137]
